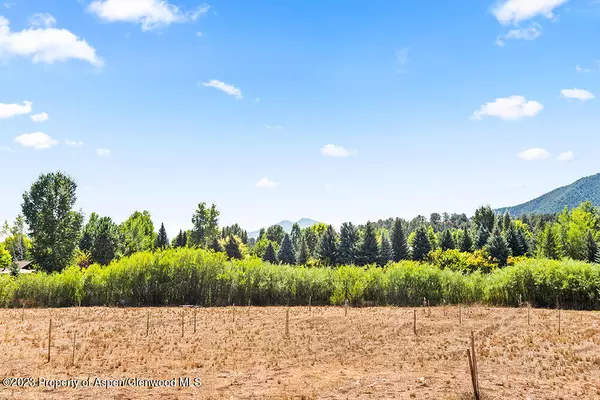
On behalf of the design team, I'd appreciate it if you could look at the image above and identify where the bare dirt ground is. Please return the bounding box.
[0,306,599,399]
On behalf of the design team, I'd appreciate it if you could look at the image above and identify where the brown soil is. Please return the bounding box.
[0,306,599,399]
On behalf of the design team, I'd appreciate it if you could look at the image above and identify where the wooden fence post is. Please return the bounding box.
[285,308,290,337]
[413,309,417,335]
[47,319,52,363]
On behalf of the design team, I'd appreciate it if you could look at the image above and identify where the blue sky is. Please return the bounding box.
[1,0,600,236]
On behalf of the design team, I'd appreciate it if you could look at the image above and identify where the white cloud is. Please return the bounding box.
[557,150,574,162]
[493,0,569,25]
[518,147,550,161]
[561,88,594,101]
[576,65,591,73]
[255,177,278,189]
[196,31,203,37]
[471,95,543,120]
[265,125,283,129]
[200,80,243,99]
[29,12,56,28]
[30,112,48,122]
[0,15,102,66]
[320,144,354,157]
[496,25,542,46]
[96,148,111,156]
[88,0,210,31]
[65,140,84,147]
[14,132,58,149]
[0,100,32,119]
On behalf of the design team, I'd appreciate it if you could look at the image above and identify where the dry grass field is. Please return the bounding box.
[1,305,599,399]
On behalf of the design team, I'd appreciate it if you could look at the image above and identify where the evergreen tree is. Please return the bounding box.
[458,227,473,252]
[290,223,302,251]
[502,212,512,232]
[473,205,495,233]
[485,225,511,266]
[474,225,490,250]
[504,223,523,257]
[411,226,431,261]
[172,230,184,248]
[317,225,337,266]
[337,222,359,265]
[156,223,169,249]
[277,234,296,265]
[439,230,455,251]
[427,226,438,249]
[378,232,393,266]
[516,229,529,256]
[390,218,409,261]
[224,235,242,260]
[538,225,560,260]
[296,237,309,265]
[181,231,187,247]
[262,242,277,263]
[358,221,379,265]
[585,230,598,263]
[91,216,120,265]
[208,236,224,253]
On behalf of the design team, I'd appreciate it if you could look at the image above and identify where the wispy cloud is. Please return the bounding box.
[496,24,542,46]
[493,0,569,25]
[200,80,243,99]
[557,150,574,162]
[395,47,409,73]
[14,132,58,149]
[88,0,210,31]
[320,144,355,157]
[0,146,14,153]
[96,148,111,156]
[65,140,84,147]
[255,177,278,189]
[265,125,283,130]
[561,88,595,101]
[0,101,32,119]
[30,112,49,122]
[518,147,550,161]
[471,96,543,120]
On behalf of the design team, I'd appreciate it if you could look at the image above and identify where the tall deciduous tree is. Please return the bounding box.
[22,172,83,272]
[156,223,169,250]
[119,211,156,256]
[91,216,120,265]
[1,215,29,261]
[290,223,302,251]
[358,222,378,265]
[277,234,296,265]
[411,226,431,261]
[390,218,409,261]
[317,225,337,266]
[337,222,359,265]
[190,202,219,248]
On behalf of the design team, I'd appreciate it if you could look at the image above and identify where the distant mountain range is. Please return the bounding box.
[248,218,319,239]
[495,173,600,216]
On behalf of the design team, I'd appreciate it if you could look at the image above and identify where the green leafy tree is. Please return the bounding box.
[1,216,29,261]
[473,205,495,233]
[156,223,169,250]
[208,236,224,253]
[485,225,510,266]
[296,237,310,265]
[411,226,431,261]
[22,172,84,272]
[358,222,379,265]
[290,223,302,250]
[119,211,156,256]
[190,202,220,248]
[585,230,598,263]
[303,228,319,257]
[0,244,12,270]
[224,235,243,260]
[277,234,296,265]
[317,225,337,266]
[91,216,120,265]
[427,226,438,249]
[439,230,455,251]
[265,225,286,244]
[172,230,184,248]
[538,225,560,260]
[458,228,473,252]
[262,242,277,263]
[390,218,409,261]
[337,222,359,265]
[378,232,393,266]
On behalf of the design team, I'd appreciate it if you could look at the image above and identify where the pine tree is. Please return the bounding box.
[538,225,559,260]
[516,229,529,256]
[208,236,224,253]
[390,218,409,261]
[411,226,431,261]
[378,233,393,266]
[358,222,379,265]
[427,226,438,249]
[337,222,359,265]
[156,223,169,250]
[585,230,598,263]
[439,230,455,251]
[458,227,473,252]
[502,212,512,232]
[224,235,242,260]
[486,225,511,266]
[262,242,277,263]
[181,231,187,248]
[317,225,337,266]
[277,234,296,265]
[504,223,523,257]
[474,225,490,250]
[296,237,309,265]
[290,223,302,251]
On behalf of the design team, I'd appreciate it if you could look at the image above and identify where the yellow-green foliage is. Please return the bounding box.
[0,248,599,309]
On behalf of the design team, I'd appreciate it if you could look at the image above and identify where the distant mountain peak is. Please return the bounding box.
[495,173,600,216]
[248,218,320,239]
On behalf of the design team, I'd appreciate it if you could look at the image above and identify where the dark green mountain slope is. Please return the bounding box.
[495,173,600,216]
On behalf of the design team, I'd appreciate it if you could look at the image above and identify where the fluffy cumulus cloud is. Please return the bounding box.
[65,140,83,147]
[30,112,48,122]
[255,177,278,189]
[14,132,58,149]
[560,88,595,101]
[471,95,543,120]
[493,0,569,25]
[96,148,111,156]
[320,144,354,157]
[0,15,102,66]
[88,0,210,31]
[200,80,243,99]
[0,100,32,119]
[518,147,550,161]
[557,150,575,162]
